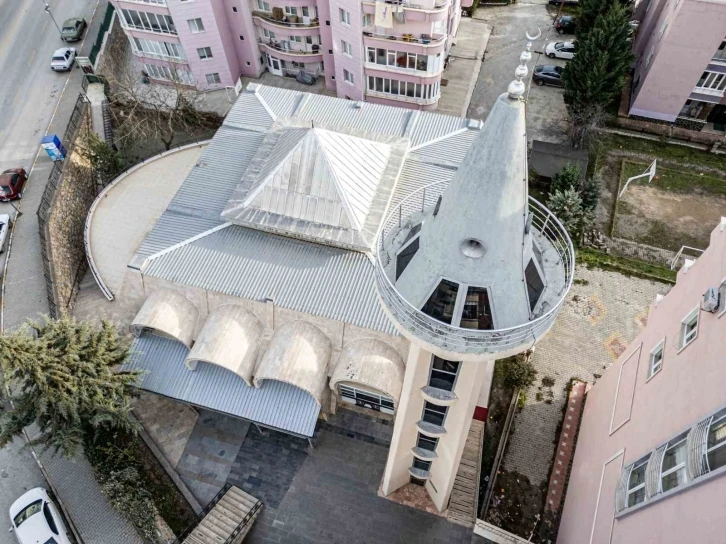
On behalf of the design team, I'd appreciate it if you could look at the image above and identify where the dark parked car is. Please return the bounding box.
[555,15,577,35]
[533,65,564,87]
[549,0,579,5]
[0,168,27,201]
[61,18,87,42]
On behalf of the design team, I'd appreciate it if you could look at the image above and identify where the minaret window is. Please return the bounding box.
[421,279,460,325]
[396,237,419,280]
[428,356,460,392]
[412,458,432,472]
[416,433,439,452]
[461,286,493,330]
[525,259,545,312]
[422,401,448,426]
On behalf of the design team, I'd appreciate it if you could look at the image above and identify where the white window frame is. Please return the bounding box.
[421,401,448,427]
[706,410,726,472]
[659,436,687,493]
[284,6,297,14]
[363,13,372,27]
[658,20,668,40]
[188,17,204,33]
[625,456,649,507]
[256,0,271,10]
[718,277,726,318]
[343,68,354,84]
[645,46,654,68]
[339,8,350,25]
[197,46,213,60]
[646,339,665,380]
[289,35,302,43]
[427,355,461,393]
[205,72,221,84]
[679,306,699,351]
[342,39,352,57]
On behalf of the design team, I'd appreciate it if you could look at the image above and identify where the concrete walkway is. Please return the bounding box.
[87,145,204,295]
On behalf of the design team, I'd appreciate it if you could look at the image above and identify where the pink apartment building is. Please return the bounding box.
[111,0,464,110]
[629,0,726,131]
[557,217,726,544]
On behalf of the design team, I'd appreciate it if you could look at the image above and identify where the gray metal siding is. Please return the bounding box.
[409,129,479,165]
[125,333,321,437]
[135,212,222,259]
[143,225,396,334]
[224,91,275,128]
[409,111,468,148]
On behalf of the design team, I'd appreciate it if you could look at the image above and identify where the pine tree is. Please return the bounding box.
[547,188,591,238]
[577,0,618,39]
[564,2,634,113]
[0,316,141,457]
[550,163,581,194]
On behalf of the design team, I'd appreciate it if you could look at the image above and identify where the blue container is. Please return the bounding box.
[40,134,67,162]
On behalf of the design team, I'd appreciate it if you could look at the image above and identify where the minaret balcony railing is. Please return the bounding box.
[375,181,574,356]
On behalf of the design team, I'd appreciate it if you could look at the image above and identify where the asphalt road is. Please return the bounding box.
[0,0,99,540]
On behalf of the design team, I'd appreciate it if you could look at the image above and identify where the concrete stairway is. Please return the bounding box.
[181,485,262,544]
[447,419,485,528]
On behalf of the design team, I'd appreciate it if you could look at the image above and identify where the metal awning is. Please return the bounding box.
[123,332,321,437]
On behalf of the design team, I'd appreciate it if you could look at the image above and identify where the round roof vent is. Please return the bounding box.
[461,238,486,259]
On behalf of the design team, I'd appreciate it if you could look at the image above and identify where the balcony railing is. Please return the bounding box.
[363,31,445,45]
[119,19,177,35]
[252,11,320,27]
[376,0,449,9]
[258,39,321,56]
[366,89,439,106]
[118,0,167,5]
[693,86,725,98]
[375,181,574,356]
[131,48,187,64]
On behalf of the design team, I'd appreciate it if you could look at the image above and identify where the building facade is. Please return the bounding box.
[110,0,463,109]
[628,0,726,130]
[558,218,726,543]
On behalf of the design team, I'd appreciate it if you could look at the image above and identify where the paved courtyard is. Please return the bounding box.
[467,0,570,143]
[502,266,672,485]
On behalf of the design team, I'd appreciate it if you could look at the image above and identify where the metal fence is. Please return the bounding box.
[89,3,115,66]
[37,93,90,318]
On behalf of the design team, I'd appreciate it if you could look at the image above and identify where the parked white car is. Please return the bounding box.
[50,48,76,72]
[0,214,10,254]
[9,488,72,544]
[545,41,576,60]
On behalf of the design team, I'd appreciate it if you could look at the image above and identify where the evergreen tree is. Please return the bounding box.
[547,188,591,238]
[577,0,618,39]
[579,174,601,212]
[550,163,581,194]
[0,317,141,457]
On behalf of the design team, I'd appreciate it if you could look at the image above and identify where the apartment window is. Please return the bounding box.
[696,71,726,92]
[256,0,271,10]
[343,69,354,84]
[143,63,195,85]
[714,40,726,62]
[429,357,460,392]
[363,13,373,27]
[342,39,352,57]
[660,436,687,492]
[206,73,221,84]
[647,341,664,379]
[626,457,649,507]
[421,279,459,325]
[645,45,654,68]
[132,37,185,59]
[320,60,324,72]
[340,8,351,25]
[422,401,447,427]
[284,6,297,14]
[416,433,438,452]
[289,35,302,43]
[680,308,699,348]
[707,410,726,471]
[305,35,320,45]
[197,46,213,60]
[461,286,493,330]
[719,280,726,315]
[366,75,440,101]
[188,18,204,33]
[263,28,275,39]
[120,9,176,34]
[659,20,668,40]
[412,458,432,472]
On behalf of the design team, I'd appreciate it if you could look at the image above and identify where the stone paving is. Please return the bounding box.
[502,266,672,485]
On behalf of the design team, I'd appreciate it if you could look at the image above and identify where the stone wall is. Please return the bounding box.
[47,112,98,313]
[95,13,128,82]
[616,115,726,148]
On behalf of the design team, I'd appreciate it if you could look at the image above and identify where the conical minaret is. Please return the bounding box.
[376,37,574,512]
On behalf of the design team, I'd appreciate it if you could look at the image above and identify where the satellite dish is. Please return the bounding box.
[526,29,542,41]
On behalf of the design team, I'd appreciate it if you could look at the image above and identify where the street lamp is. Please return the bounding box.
[39,0,62,37]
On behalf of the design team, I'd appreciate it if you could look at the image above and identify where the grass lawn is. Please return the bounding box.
[577,247,676,283]
[621,160,726,197]
[594,134,726,172]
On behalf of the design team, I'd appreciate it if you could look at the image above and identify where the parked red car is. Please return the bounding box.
[0,168,27,201]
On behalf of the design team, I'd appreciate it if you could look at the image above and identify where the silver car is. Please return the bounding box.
[0,214,9,254]
[51,48,76,72]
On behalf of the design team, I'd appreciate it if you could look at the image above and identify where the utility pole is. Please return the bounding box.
[40,0,63,37]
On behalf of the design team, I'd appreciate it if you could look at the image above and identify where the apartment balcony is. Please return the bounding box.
[119,19,177,36]
[367,89,439,107]
[375,181,574,358]
[362,0,450,22]
[365,62,443,80]
[116,0,167,6]
[252,11,320,29]
[258,39,323,61]
[131,48,187,64]
[363,32,446,55]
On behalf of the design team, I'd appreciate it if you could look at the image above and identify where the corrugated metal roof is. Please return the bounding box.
[409,129,479,165]
[408,111,469,148]
[224,90,274,129]
[169,126,265,218]
[256,85,304,119]
[124,333,321,437]
[135,212,222,261]
[143,225,396,334]
[392,161,455,209]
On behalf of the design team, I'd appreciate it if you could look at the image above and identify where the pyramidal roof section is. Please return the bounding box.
[221,124,408,252]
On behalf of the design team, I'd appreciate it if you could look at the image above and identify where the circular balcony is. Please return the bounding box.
[374,181,574,359]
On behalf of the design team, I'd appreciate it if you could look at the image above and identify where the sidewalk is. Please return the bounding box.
[1,1,143,541]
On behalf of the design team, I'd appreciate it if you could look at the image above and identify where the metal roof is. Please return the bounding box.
[124,333,321,437]
[142,224,396,334]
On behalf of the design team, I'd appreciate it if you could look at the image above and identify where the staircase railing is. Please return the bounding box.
[224,500,263,544]
[173,483,232,544]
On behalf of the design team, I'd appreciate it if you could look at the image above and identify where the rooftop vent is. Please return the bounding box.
[353,101,364,109]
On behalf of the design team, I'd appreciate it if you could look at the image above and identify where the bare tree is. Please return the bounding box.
[568,104,609,149]
[105,62,222,151]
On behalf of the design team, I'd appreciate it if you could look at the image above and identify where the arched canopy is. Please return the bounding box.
[330,339,405,402]
[253,320,332,406]
[131,289,199,347]
[184,305,263,386]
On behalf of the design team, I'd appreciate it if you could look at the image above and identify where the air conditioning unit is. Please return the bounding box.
[702,287,720,313]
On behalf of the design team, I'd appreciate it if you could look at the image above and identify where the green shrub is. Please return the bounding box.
[501,354,537,389]
[547,188,592,240]
[550,163,581,194]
